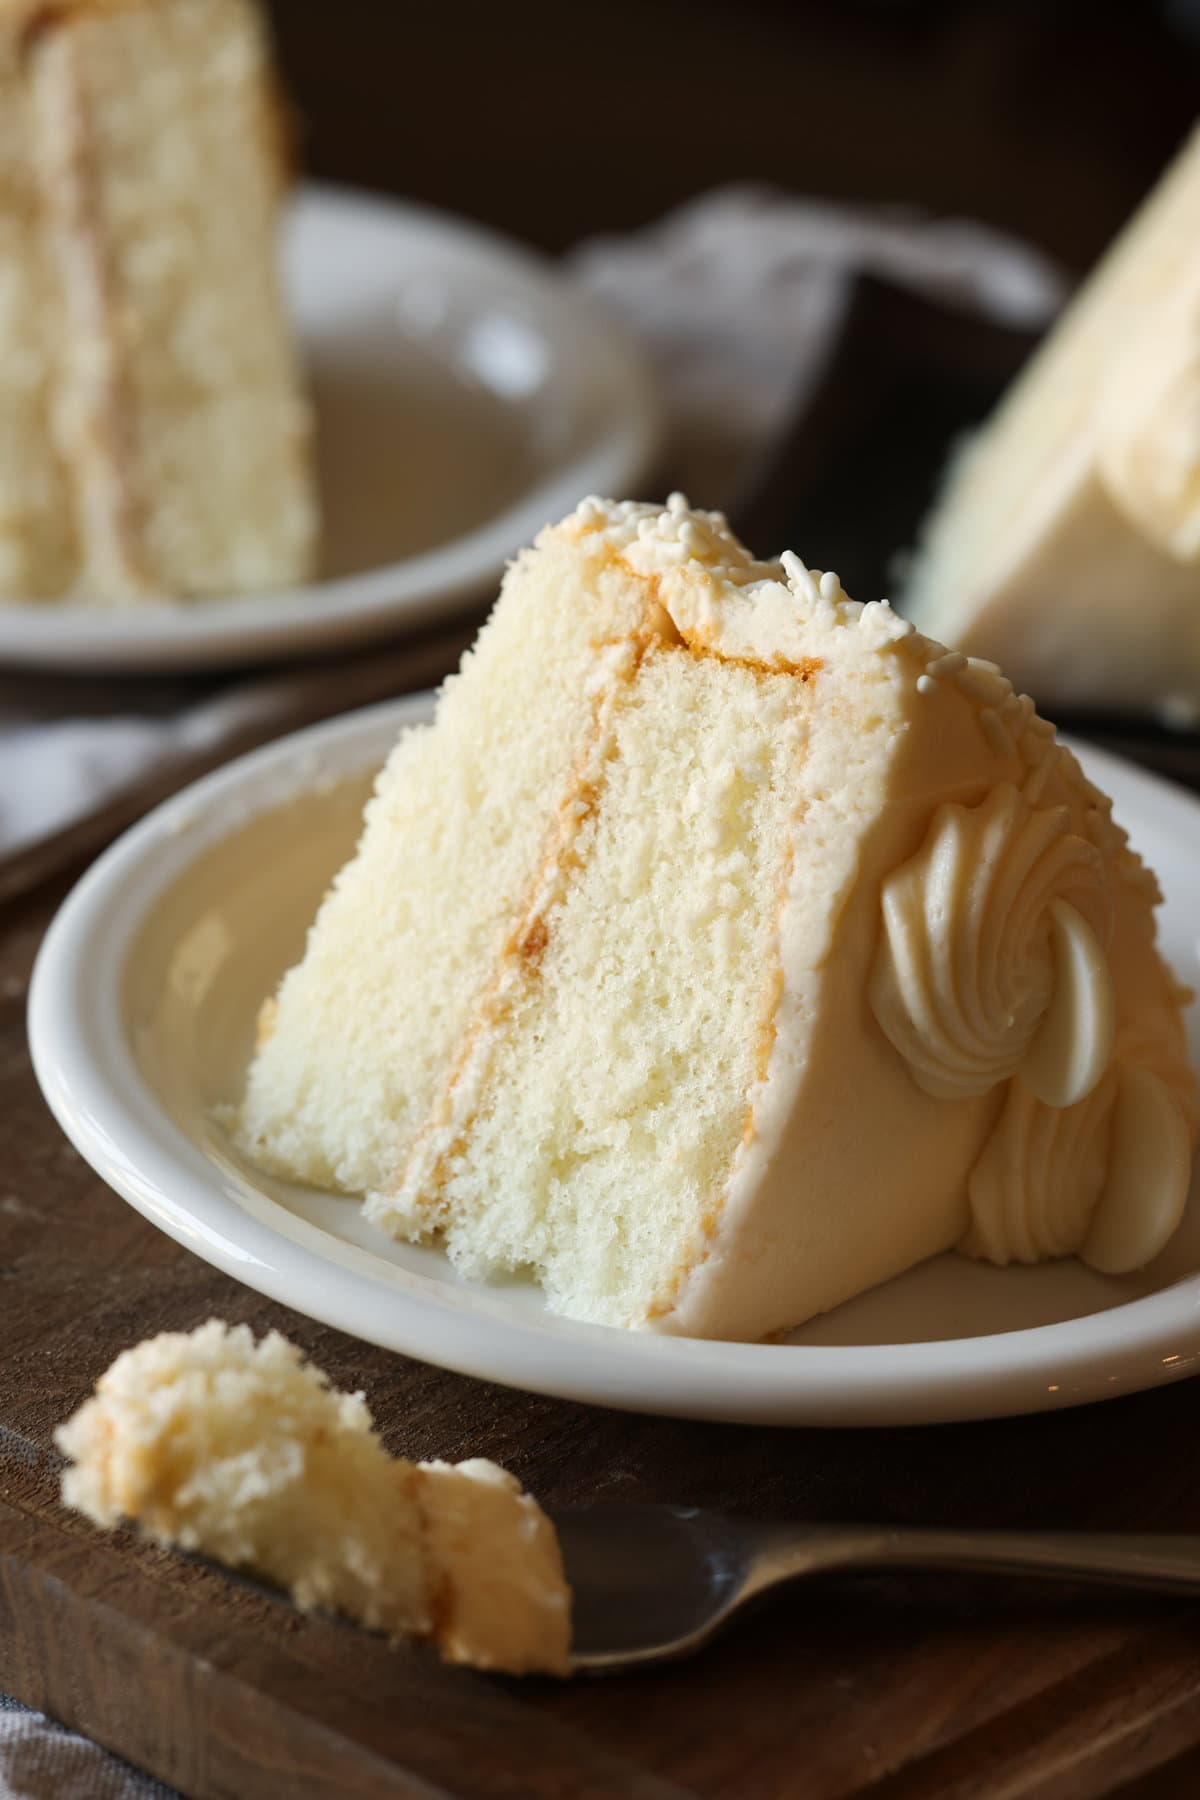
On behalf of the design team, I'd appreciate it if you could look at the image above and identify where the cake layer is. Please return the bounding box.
[240,527,670,1193]
[57,1318,432,1636]
[379,647,815,1324]
[0,0,317,603]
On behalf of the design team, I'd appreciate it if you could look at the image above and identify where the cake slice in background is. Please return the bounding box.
[903,125,1200,717]
[237,497,1197,1342]
[0,0,317,605]
[56,1320,572,1675]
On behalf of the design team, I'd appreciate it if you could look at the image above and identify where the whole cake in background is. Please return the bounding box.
[0,0,317,605]
[237,497,1198,1343]
[57,1320,572,1675]
[904,125,1200,718]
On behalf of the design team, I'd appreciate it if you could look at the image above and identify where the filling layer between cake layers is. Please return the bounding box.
[384,644,817,1325]
[242,523,676,1197]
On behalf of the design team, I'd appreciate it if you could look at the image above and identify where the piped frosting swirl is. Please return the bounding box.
[870,783,1116,1105]
[962,1057,1192,1274]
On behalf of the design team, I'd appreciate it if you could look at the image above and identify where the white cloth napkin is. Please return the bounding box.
[0,626,477,902]
[0,186,1065,906]
[570,185,1064,505]
[0,188,1066,1800]
[0,1706,169,1800]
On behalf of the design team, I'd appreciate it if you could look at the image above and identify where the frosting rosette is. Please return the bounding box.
[870,784,1116,1105]
[962,1059,1192,1274]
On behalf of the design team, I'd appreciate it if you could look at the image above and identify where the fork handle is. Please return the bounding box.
[828,1528,1200,1598]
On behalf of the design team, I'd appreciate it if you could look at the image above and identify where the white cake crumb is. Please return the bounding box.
[55,1320,571,1676]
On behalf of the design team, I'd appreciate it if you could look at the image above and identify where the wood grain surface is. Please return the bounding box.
[5,821,1200,1799]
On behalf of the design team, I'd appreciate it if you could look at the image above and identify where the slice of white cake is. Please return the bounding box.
[56,1320,571,1675]
[904,125,1200,715]
[238,496,1197,1342]
[0,0,317,604]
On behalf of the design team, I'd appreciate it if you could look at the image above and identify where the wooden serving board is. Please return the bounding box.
[8,867,1200,1800]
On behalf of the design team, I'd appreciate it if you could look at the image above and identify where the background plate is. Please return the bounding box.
[27,695,1200,1425]
[0,186,659,671]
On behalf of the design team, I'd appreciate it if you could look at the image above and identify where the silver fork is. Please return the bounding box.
[553,1503,1200,1673]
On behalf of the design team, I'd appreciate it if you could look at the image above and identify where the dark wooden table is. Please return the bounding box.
[6,802,1200,1798]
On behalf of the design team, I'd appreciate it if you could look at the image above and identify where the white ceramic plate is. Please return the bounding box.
[0,186,659,672]
[28,696,1200,1426]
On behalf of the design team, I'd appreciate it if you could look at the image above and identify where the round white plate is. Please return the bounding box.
[0,186,659,672]
[27,696,1200,1426]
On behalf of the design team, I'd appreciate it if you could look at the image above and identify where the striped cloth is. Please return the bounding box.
[0,1699,173,1800]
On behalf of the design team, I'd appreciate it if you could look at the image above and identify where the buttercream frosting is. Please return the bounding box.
[903,127,1200,713]
[1097,281,1200,565]
[963,1056,1192,1274]
[870,783,1115,1107]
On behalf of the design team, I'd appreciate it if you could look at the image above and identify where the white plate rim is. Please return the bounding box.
[0,183,660,673]
[26,696,1200,1427]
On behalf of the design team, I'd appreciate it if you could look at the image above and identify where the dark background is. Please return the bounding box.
[261,0,1199,750]
[263,0,1199,278]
